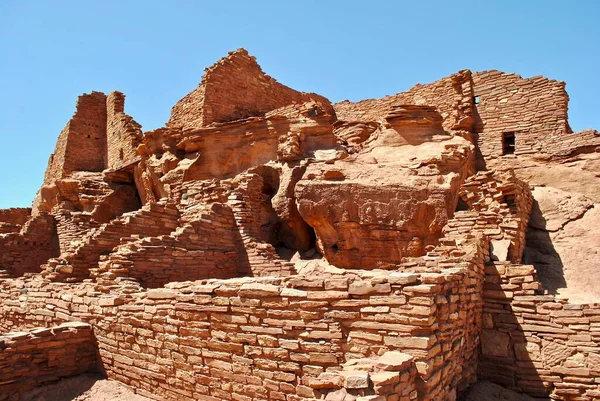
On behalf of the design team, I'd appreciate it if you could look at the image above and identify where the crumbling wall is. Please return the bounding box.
[0,208,31,234]
[0,322,98,400]
[0,213,58,277]
[0,250,484,401]
[43,201,179,282]
[481,263,600,400]
[167,49,332,129]
[44,92,108,186]
[106,91,143,170]
[472,71,573,163]
[456,169,532,263]
[95,203,241,288]
[334,70,475,132]
[227,173,297,277]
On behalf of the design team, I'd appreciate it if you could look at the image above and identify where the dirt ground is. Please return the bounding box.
[461,381,548,401]
[20,374,149,401]
[22,375,548,401]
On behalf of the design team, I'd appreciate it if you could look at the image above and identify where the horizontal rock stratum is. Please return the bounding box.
[1,48,600,401]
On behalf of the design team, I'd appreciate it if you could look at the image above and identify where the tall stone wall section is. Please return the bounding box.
[106,91,143,170]
[43,92,108,185]
[42,90,143,187]
[472,71,573,163]
[0,322,97,400]
[168,49,331,129]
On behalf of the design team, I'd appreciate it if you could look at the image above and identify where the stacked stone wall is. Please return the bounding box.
[96,203,241,288]
[106,91,143,170]
[334,70,474,132]
[472,71,573,164]
[168,49,330,129]
[0,208,31,234]
[44,201,179,282]
[455,169,532,263]
[0,322,97,400]
[61,92,108,177]
[0,225,486,401]
[0,213,58,277]
[482,263,600,400]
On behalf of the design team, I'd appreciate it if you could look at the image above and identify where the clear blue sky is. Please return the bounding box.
[1,0,598,208]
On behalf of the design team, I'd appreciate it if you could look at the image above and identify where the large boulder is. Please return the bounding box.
[295,106,473,268]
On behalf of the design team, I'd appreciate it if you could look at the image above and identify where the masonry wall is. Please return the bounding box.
[43,90,144,187]
[0,208,31,234]
[457,169,532,263]
[106,91,143,170]
[0,241,485,401]
[0,322,97,400]
[471,71,572,164]
[64,92,108,173]
[334,70,475,132]
[99,203,241,288]
[0,213,58,277]
[168,49,331,129]
[43,92,107,185]
[44,201,180,282]
[481,262,600,400]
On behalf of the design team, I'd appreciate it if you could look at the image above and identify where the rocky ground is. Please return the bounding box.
[19,374,149,401]
[23,375,547,401]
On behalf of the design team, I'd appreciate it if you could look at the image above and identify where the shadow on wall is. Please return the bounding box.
[479,263,550,400]
[522,200,566,294]
[472,100,487,171]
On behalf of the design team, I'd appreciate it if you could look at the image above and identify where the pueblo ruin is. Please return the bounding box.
[1,49,600,401]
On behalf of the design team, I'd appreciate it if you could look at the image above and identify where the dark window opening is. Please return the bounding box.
[503,195,516,210]
[119,148,124,160]
[455,197,470,212]
[86,134,91,138]
[473,96,480,104]
[502,132,516,155]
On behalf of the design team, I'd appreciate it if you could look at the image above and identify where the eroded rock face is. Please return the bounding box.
[295,106,474,268]
[524,186,600,302]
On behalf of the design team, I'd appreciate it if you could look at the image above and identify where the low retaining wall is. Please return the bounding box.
[0,322,98,400]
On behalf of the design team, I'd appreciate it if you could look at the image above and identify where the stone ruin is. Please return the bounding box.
[1,48,600,401]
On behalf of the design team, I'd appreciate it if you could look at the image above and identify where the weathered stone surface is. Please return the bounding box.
[295,107,473,268]
[481,330,510,357]
[167,48,333,129]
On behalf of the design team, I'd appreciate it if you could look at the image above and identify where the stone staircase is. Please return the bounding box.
[42,200,179,282]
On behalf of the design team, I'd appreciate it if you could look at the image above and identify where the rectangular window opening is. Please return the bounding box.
[473,96,480,104]
[503,132,516,155]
